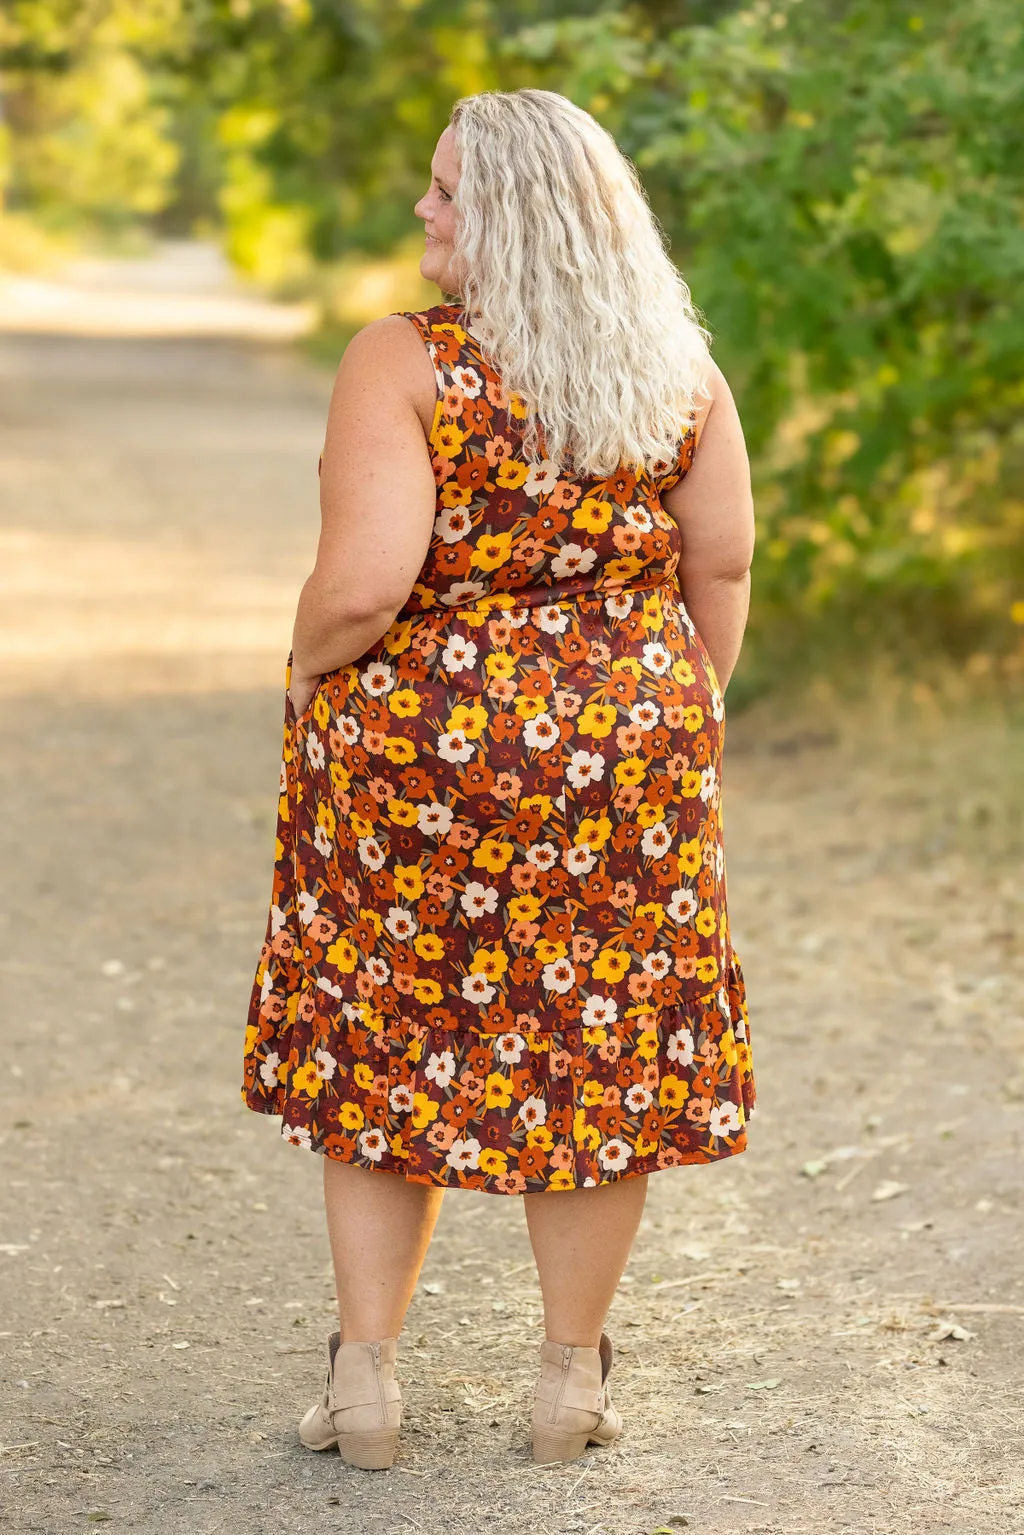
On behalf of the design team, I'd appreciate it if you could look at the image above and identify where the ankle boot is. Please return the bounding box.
[531,1330,623,1464]
[298,1330,402,1469]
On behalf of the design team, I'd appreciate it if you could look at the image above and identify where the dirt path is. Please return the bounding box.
[0,315,1021,1535]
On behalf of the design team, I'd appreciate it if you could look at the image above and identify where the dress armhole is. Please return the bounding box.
[396,310,446,454]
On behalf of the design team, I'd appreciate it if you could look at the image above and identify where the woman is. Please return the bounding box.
[242,87,755,1470]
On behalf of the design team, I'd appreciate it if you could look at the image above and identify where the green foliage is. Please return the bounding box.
[1,0,1021,690]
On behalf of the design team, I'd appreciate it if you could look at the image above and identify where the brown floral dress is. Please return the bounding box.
[241,302,754,1193]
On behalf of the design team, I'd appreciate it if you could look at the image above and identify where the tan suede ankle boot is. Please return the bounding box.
[298,1331,402,1469]
[531,1330,623,1464]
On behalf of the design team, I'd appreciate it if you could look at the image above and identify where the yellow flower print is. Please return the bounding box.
[572,1108,601,1149]
[636,901,665,928]
[604,556,644,582]
[634,1135,660,1157]
[350,812,374,838]
[413,978,443,1003]
[316,803,337,837]
[472,531,514,571]
[436,423,467,456]
[636,802,666,829]
[672,658,696,686]
[578,701,616,738]
[389,689,422,718]
[613,756,646,786]
[473,946,508,980]
[547,1169,575,1191]
[473,839,515,873]
[484,650,516,680]
[383,737,416,764]
[485,1072,513,1110]
[582,1025,608,1046]
[353,1063,375,1091]
[695,907,718,937]
[534,938,567,963]
[507,392,528,420]
[411,1092,439,1130]
[634,1029,659,1061]
[383,619,413,655]
[582,1080,604,1107]
[591,948,630,982]
[611,656,642,679]
[658,1074,689,1109]
[339,1101,365,1130]
[440,482,472,509]
[522,793,553,818]
[496,459,529,489]
[359,907,383,936]
[245,1021,259,1054]
[313,692,330,729]
[413,933,445,962]
[394,864,425,900]
[326,936,358,972]
[695,956,719,983]
[573,497,614,533]
[682,704,705,731]
[576,815,612,851]
[680,770,703,798]
[514,694,548,720]
[388,798,419,827]
[329,762,351,795]
[508,893,542,922]
[293,1061,322,1096]
[526,1125,554,1150]
[677,838,701,878]
[479,1148,508,1176]
[447,702,487,739]
[719,1030,738,1068]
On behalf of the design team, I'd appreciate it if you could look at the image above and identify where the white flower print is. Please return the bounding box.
[711,689,725,722]
[451,364,482,398]
[441,636,478,672]
[389,1083,414,1113]
[709,1102,742,1138]
[524,460,560,497]
[642,951,672,978]
[667,888,698,923]
[582,995,618,1027]
[566,748,605,788]
[667,1027,695,1067]
[357,837,386,871]
[296,891,319,924]
[359,1127,388,1161]
[360,661,395,695]
[305,731,326,770]
[445,1135,482,1170]
[641,823,673,858]
[519,1094,547,1128]
[270,904,288,935]
[338,714,361,745]
[316,976,344,1000]
[260,968,275,1003]
[623,505,652,532]
[604,592,634,619]
[259,1050,281,1089]
[624,1083,652,1114]
[523,713,559,751]
[418,801,454,837]
[314,1049,337,1082]
[313,823,333,856]
[436,507,473,544]
[564,845,596,876]
[597,1137,632,1171]
[441,580,487,607]
[534,604,570,633]
[526,841,558,869]
[385,906,418,940]
[700,767,717,803]
[641,642,672,675]
[629,701,661,731]
[282,1123,312,1149]
[542,958,576,993]
[462,973,496,1005]
[424,1049,456,1088]
[367,956,390,986]
[551,543,598,580]
[496,1032,526,1064]
[437,729,474,763]
[461,881,499,918]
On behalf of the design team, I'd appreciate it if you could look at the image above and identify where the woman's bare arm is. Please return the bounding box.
[289,316,438,702]
[660,359,755,692]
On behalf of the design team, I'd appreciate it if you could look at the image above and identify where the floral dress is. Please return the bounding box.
[241,302,754,1194]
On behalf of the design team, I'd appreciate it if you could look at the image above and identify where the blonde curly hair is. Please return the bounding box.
[448,88,713,478]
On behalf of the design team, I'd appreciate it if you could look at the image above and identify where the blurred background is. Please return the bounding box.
[1,0,1022,701]
[2,7,1023,1531]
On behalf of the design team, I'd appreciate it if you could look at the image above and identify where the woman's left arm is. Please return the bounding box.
[288,316,438,714]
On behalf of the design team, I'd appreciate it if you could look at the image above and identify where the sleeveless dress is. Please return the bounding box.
[241,303,755,1194]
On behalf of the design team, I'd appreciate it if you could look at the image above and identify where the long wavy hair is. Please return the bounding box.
[447,88,713,479]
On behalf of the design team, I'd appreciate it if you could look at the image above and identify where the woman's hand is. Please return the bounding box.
[288,669,322,722]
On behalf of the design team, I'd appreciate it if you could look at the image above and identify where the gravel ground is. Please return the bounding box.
[0,327,1021,1535]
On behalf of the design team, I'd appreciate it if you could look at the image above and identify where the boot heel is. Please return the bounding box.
[532,1425,593,1464]
[336,1425,400,1471]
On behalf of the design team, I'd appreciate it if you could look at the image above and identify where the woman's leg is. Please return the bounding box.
[323,1159,446,1343]
[523,1174,649,1348]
